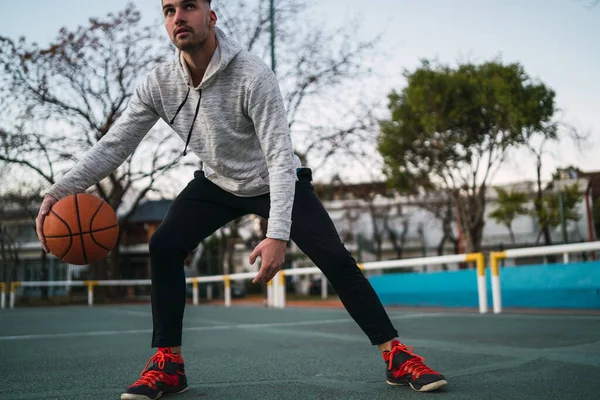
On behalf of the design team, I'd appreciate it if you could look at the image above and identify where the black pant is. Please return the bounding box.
[149,168,398,347]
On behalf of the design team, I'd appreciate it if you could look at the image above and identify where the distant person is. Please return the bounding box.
[35,1,447,398]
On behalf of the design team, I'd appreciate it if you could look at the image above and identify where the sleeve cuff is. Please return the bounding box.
[266,217,291,242]
[46,184,72,200]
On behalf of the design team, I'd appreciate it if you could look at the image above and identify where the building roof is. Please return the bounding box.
[126,199,173,223]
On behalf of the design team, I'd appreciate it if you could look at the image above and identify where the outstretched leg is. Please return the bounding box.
[288,170,398,344]
[251,169,447,392]
[251,168,398,344]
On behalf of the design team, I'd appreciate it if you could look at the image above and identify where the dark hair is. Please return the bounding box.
[162,0,212,6]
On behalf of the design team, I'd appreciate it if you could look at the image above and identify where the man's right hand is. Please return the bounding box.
[36,194,58,253]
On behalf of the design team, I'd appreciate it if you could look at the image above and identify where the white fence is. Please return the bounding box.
[489,241,600,314]
[2,253,487,312]
[4,242,598,313]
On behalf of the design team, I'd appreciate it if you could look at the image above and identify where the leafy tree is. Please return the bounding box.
[489,188,529,243]
[532,184,582,244]
[378,60,557,252]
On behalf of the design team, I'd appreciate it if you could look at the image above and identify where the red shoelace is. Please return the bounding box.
[388,343,440,379]
[131,350,180,388]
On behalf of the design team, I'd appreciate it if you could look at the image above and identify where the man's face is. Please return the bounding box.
[162,0,217,52]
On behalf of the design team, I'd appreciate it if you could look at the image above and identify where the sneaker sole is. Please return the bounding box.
[385,380,408,386]
[410,380,448,392]
[121,387,188,400]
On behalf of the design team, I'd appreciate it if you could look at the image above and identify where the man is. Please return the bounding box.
[35,1,447,399]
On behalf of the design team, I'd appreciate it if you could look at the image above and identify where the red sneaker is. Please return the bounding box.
[121,348,188,400]
[382,340,447,392]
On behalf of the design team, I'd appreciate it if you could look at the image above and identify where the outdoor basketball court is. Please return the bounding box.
[1,304,600,399]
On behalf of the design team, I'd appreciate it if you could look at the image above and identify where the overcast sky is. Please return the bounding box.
[1,0,598,185]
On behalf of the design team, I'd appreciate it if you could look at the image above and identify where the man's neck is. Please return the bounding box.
[182,32,218,87]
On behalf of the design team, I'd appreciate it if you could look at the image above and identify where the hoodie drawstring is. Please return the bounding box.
[169,87,190,125]
[183,92,202,156]
[169,86,202,157]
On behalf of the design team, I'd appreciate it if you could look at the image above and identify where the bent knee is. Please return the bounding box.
[149,227,179,258]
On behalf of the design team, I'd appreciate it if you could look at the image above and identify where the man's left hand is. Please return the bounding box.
[250,238,287,283]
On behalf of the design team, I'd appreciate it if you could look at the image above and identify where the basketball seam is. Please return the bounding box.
[74,194,88,265]
[89,200,114,254]
[89,233,112,252]
[44,224,119,238]
[49,210,73,260]
[89,201,104,232]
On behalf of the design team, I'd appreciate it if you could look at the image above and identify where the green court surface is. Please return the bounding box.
[1,305,600,400]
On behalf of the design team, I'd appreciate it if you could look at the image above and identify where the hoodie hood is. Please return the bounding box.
[176,26,243,89]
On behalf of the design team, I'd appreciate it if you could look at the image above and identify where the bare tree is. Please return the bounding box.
[0,5,195,282]
[382,206,410,259]
[420,195,459,257]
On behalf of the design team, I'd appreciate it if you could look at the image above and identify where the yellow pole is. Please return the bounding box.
[279,270,285,308]
[83,281,98,306]
[192,278,199,306]
[0,282,5,309]
[267,279,273,308]
[9,282,21,308]
[224,276,231,307]
[466,253,487,313]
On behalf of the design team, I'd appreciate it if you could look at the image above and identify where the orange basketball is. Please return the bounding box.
[43,193,119,265]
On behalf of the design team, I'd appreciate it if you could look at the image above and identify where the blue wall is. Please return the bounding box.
[369,261,600,309]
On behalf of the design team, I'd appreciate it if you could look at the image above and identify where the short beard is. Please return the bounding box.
[174,29,211,52]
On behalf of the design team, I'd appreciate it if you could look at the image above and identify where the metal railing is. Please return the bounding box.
[5,242,598,313]
[489,241,600,314]
[2,253,487,312]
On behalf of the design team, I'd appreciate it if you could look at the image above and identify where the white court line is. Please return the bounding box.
[0,313,442,341]
[106,308,231,325]
[106,309,151,317]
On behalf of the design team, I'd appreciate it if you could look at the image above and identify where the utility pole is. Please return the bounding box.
[269,0,276,74]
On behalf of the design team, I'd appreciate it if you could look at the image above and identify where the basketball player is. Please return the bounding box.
[35,1,447,398]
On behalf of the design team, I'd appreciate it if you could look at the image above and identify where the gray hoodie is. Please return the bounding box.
[47,27,301,241]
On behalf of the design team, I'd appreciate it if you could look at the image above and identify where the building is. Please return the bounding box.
[1,171,598,288]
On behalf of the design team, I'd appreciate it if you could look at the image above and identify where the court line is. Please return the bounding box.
[0,313,441,341]
[106,308,232,326]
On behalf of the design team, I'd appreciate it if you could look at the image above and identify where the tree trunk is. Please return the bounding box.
[368,201,383,261]
[507,225,516,244]
[0,226,7,285]
[535,155,552,245]
[437,235,447,257]
[455,187,487,254]
[437,234,448,270]
[386,218,408,259]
